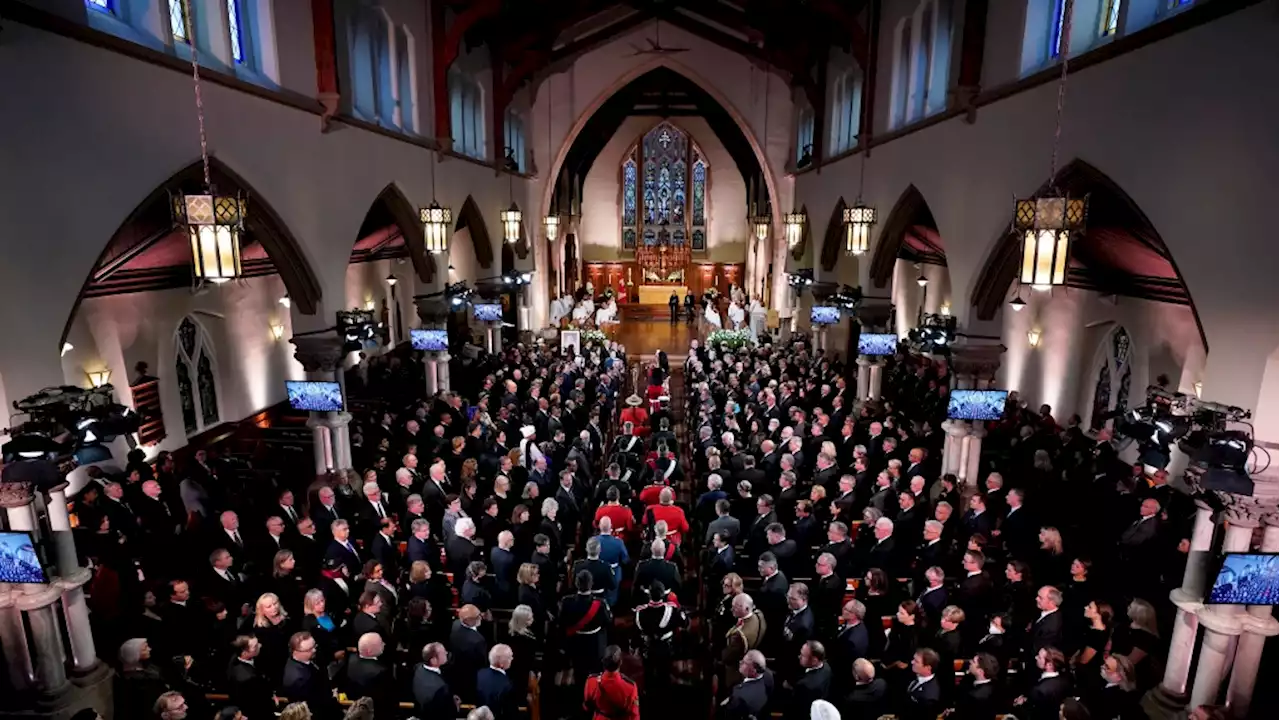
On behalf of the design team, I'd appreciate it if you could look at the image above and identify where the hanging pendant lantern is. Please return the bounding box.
[420,201,452,254]
[544,213,560,243]
[174,191,245,283]
[501,203,522,244]
[750,213,770,244]
[843,201,875,256]
[1013,195,1086,290]
[784,208,806,249]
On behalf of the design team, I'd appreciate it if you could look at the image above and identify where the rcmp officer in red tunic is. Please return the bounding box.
[584,645,640,720]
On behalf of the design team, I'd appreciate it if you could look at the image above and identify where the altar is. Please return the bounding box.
[637,284,688,305]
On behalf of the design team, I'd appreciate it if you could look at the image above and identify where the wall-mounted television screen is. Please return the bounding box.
[0,531,47,584]
[411,329,449,352]
[946,389,1009,421]
[1208,553,1278,605]
[858,333,899,356]
[473,304,504,323]
[285,381,344,412]
[810,306,841,325]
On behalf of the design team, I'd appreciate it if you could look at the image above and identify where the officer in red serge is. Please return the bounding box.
[560,570,613,694]
[584,644,639,720]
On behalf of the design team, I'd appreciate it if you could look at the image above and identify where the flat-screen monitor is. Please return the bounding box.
[946,389,1009,421]
[473,304,503,322]
[810,306,841,325]
[411,329,449,352]
[1208,553,1278,605]
[0,531,47,584]
[858,333,898,356]
[285,381,344,412]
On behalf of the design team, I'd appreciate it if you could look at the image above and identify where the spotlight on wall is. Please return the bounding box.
[86,370,111,388]
[279,295,291,309]
[1027,328,1043,348]
[270,324,285,341]
[61,342,74,357]
[1194,381,1204,398]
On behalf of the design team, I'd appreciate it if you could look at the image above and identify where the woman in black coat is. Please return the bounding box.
[406,560,455,637]
[506,605,543,699]
[515,563,549,633]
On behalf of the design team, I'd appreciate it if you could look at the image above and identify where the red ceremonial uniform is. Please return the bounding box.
[584,670,640,720]
[595,504,636,539]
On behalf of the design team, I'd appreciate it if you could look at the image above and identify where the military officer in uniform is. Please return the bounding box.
[721,593,766,691]
[559,571,613,696]
[583,645,639,720]
[634,580,688,710]
[571,538,616,604]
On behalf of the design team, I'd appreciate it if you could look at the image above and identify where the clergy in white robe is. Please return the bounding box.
[704,300,723,329]
[748,300,767,342]
[728,301,746,329]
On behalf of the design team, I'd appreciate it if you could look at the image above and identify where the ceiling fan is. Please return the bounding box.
[627,17,690,56]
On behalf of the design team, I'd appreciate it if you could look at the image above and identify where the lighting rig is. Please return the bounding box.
[907,313,959,354]
[3,385,140,472]
[1113,385,1261,495]
[828,285,864,314]
[336,309,380,352]
[786,269,815,295]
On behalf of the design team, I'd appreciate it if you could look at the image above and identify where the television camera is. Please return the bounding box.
[907,313,958,354]
[1113,385,1260,495]
[2,384,140,472]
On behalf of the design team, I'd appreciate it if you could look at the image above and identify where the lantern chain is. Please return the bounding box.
[1048,0,1076,192]
[856,0,877,203]
[183,0,212,193]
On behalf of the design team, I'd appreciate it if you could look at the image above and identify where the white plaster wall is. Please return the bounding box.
[0,20,526,409]
[60,276,302,453]
[1253,349,1279,448]
[579,116,747,263]
[796,2,1277,417]
[995,286,1205,424]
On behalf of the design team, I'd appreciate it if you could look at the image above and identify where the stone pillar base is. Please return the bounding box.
[1142,684,1190,720]
[0,661,115,720]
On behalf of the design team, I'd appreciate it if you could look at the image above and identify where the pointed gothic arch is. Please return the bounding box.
[819,198,849,271]
[174,315,222,437]
[790,204,813,261]
[869,185,945,288]
[349,183,436,283]
[455,195,495,270]
[1087,324,1135,430]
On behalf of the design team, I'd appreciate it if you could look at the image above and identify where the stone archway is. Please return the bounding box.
[454,195,495,270]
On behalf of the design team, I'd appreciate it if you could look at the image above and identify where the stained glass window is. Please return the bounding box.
[1100,0,1122,36]
[622,159,638,226]
[86,0,112,13]
[169,0,189,44]
[642,123,688,226]
[1091,326,1133,429]
[1049,0,1067,58]
[228,0,245,64]
[1112,327,1131,369]
[622,122,707,252]
[1090,362,1112,431]
[175,316,220,436]
[692,160,706,226]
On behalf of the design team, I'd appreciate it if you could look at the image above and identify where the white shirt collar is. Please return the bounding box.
[921,585,941,595]
[490,666,507,675]
[967,570,981,577]
[1039,608,1058,620]
[1041,671,1060,680]
[914,674,934,685]
[422,665,441,674]
[973,678,991,685]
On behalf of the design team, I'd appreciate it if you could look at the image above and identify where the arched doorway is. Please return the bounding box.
[869,185,950,334]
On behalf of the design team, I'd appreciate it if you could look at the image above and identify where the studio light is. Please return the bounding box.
[86,370,111,388]
[420,202,452,255]
[843,202,875,256]
[784,208,806,249]
[939,303,951,316]
[502,203,523,244]
[175,192,245,283]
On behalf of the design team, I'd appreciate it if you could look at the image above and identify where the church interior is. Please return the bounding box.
[0,1,1276,719]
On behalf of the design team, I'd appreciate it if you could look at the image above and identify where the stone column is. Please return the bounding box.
[437,352,453,392]
[942,420,971,478]
[1155,502,1218,704]
[0,587,33,691]
[329,412,353,473]
[489,321,504,354]
[56,568,99,673]
[424,353,439,397]
[292,335,350,475]
[856,357,871,401]
[44,483,79,577]
[1188,513,1257,708]
[868,359,885,401]
[1224,518,1280,718]
[306,415,333,476]
[16,585,70,696]
[960,423,985,484]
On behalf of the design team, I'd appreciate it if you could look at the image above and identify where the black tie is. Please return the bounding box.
[286,507,297,522]
[376,503,385,519]
[233,531,243,546]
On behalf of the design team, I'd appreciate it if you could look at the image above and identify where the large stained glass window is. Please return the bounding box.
[175,317,220,436]
[621,121,708,252]
[169,0,189,43]
[1090,326,1134,429]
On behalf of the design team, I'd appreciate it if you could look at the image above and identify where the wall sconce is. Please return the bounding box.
[939,302,951,316]
[270,324,285,341]
[86,369,111,388]
[1194,381,1203,398]
[1027,328,1043,348]
[364,299,376,311]
[279,294,291,308]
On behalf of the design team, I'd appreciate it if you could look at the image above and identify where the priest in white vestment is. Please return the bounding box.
[728,301,746,329]
[704,299,723,329]
[748,299,767,342]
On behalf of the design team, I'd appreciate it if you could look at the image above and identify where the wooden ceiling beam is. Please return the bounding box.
[675,1,764,43]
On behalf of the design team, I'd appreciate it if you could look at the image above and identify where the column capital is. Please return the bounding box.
[54,567,92,590]
[1195,607,1246,636]
[306,415,331,431]
[290,334,345,372]
[415,297,452,325]
[949,339,1007,385]
[856,356,872,367]
[46,481,70,497]
[328,411,353,428]
[1239,613,1280,637]
[0,481,35,509]
[14,585,62,611]
[943,419,971,438]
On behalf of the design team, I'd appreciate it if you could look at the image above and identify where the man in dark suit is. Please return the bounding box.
[446,518,482,587]
[961,495,996,546]
[1029,586,1065,662]
[865,519,900,577]
[281,632,340,719]
[903,649,944,720]
[368,518,400,572]
[633,539,681,605]
[476,644,518,720]
[811,553,844,638]
[832,601,872,679]
[722,650,771,719]
[916,567,949,625]
[324,519,363,579]
[841,659,888,720]
[203,549,244,612]
[756,553,790,651]
[1015,647,1072,720]
[287,516,324,579]
[788,640,831,720]
[706,500,741,545]
[955,551,995,636]
[767,524,802,580]
[490,531,519,602]
[406,518,442,570]
[158,579,201,659]
[413,643,458,718]
[310,487,345,543]
[782,583,816,679]
[449,605,489,703]
[226,636,274,720]
[351,591,392,645]
[708,532,736,591]
[340,632,396,718]
[956,653,1001,720]
[998,489,1037,560]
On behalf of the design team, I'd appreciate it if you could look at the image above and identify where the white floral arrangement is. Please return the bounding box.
[707,328,754,350]
[580,329,608,345]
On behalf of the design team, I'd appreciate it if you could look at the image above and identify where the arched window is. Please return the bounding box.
[168,0,190,43]
[795,105,815,165]
[505,109,526,172]
[396,26,417,133]
[450,70,486,160]
[347,6,399,128]
[829,69,862,155]
[1090,326,1133,430]
[620,122,709,254]
[891,0,951,128]
[175,316,220,436]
